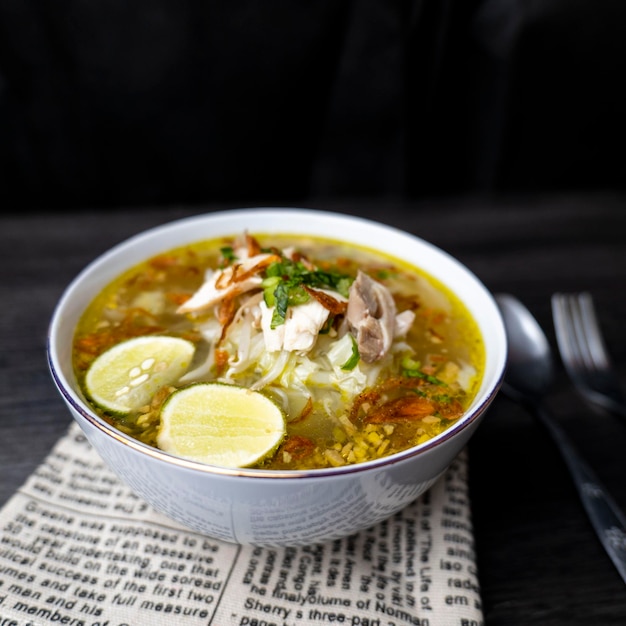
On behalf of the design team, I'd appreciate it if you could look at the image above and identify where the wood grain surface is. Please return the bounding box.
[2,192,625,624]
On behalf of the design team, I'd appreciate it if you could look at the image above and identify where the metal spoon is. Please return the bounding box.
[496,292,626,584]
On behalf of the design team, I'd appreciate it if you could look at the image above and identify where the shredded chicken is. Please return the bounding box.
[177,241,413,369]
[176,252,278,314]
[260,289,347,353]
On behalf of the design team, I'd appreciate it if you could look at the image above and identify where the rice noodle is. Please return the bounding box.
[266,386,290,414]
[179,346,216,383]
[227,312,252,374]
[250,350,292,390]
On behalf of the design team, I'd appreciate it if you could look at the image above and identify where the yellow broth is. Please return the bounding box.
[73,233,485,470]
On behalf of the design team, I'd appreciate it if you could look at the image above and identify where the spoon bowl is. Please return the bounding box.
[496,293,553,400]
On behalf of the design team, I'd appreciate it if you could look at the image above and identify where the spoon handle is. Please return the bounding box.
[533,401,626,584]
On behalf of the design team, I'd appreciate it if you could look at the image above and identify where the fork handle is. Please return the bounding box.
[580,388,626,421]
[533,401,626,585]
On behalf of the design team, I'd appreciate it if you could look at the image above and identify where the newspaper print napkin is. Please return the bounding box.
[0,422,483,626]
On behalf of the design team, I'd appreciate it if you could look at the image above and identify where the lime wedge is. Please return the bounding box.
[157,383,286,468]
[84,336,195,415]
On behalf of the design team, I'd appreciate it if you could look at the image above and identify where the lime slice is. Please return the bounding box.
[157,383,286,468]
[84,336,195,415]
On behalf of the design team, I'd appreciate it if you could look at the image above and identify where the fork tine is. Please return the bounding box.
[552,292,626,418]
[559,292,600,376]
[552,293,584,378]
[576,292,613,370]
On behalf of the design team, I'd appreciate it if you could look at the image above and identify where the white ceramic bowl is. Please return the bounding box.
[48,208,506,546]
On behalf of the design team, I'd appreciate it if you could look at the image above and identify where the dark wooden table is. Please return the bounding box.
[2,193,626,624]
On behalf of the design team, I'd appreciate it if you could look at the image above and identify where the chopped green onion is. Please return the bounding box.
[401,355,421,371]
[262,255,353,328]
[220,246,237,265]
[340,335,360,370]
[401,355,446,386]
[319,316,334,335]
[262,276,281,307]
[271,282,290,328]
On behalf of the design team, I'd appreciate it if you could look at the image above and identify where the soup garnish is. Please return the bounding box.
[84,335,195,415]
[158,382,286,467]
[73,231,485,470]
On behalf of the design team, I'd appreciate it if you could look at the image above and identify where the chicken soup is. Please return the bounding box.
[72,232,485,470]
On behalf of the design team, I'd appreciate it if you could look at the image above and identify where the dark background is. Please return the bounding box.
[2,0,626,211]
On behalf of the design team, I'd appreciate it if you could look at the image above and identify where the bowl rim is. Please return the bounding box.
[47,206,507,479]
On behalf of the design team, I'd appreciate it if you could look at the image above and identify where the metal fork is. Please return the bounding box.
[551,291,626,419]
